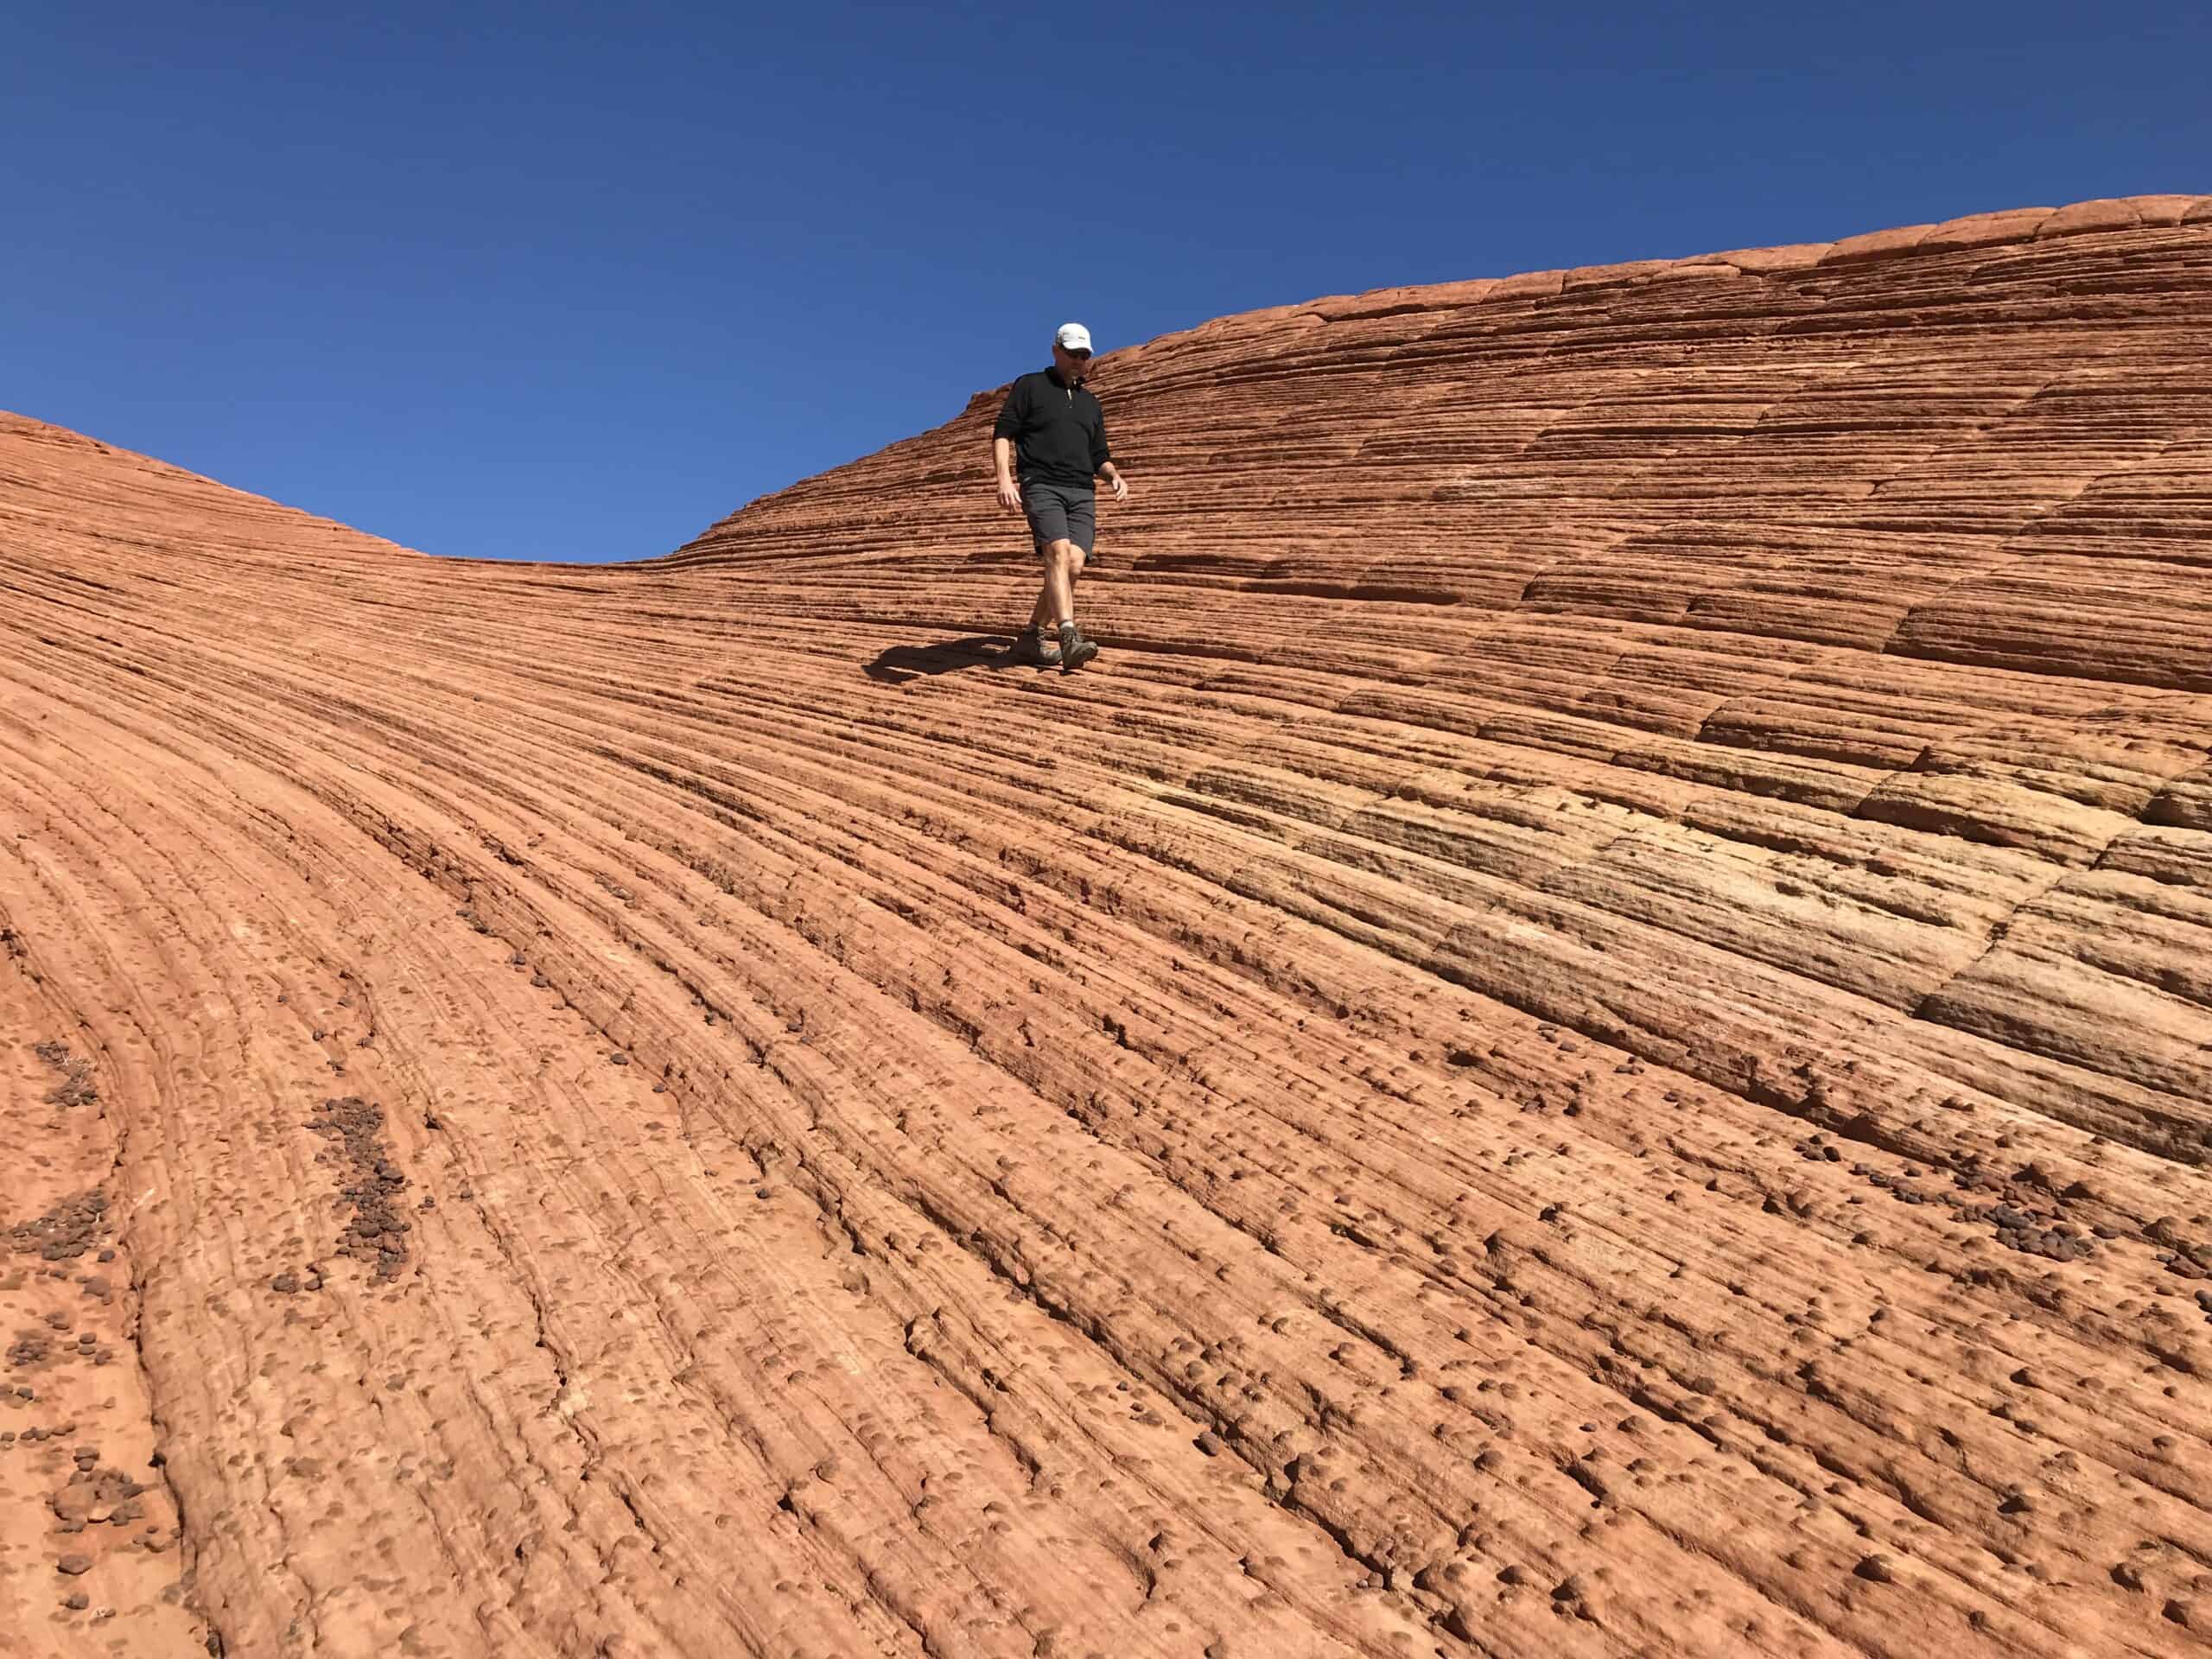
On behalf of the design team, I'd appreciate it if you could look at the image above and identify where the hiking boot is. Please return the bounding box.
[1058,622,1100,672]
[1013,627,1062,666]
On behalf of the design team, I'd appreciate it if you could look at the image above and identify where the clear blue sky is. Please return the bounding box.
[6,2,2205,563]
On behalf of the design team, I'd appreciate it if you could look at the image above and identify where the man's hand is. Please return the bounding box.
[996,476,1021,512]
[1107,473,1129,505]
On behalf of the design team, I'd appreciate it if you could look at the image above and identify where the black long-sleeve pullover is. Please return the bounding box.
[993,369,1111,488]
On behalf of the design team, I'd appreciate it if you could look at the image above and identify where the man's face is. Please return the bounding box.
[1054,342,1092,382]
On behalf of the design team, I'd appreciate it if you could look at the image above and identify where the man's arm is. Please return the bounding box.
[1091,410,1128,503]
[992,380,1026,512]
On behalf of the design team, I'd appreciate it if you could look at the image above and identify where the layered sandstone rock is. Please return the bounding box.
[3,195,2210,1658]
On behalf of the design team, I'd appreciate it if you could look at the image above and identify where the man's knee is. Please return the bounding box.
[1042,537,1083,570]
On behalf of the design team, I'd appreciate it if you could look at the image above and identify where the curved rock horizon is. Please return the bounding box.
[3,194,2210,1656]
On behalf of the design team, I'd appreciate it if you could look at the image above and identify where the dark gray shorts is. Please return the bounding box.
[1021,480,1096,555]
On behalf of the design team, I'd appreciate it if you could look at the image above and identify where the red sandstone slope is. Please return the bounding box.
[3,196,2211,1659]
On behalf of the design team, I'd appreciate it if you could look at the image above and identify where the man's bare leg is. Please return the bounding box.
[1039,538,1081,632]
[1040,540,1099,669]
[1027,543,1084,633]
[1016,542,1073,662]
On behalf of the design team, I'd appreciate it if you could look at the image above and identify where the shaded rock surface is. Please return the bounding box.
[2,194,2209,1656]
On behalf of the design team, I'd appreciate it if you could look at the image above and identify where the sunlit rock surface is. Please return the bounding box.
[3,194,2211,1657]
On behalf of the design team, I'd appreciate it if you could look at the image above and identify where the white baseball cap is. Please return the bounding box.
[1055,322,1093,353]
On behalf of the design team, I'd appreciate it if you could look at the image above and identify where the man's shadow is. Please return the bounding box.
[863,633,1034,685]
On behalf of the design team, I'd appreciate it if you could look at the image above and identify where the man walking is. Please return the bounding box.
[994,322,1129,670]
